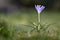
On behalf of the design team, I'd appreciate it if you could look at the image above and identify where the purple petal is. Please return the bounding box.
[35,5,45,13]
[40,6,45,12]
[35,5,41,12]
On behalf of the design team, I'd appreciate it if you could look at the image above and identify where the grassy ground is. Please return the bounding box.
[0,10,60,40]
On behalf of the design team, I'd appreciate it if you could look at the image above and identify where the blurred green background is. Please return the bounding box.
[0,0,60,40]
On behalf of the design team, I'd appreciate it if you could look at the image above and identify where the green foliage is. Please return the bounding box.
[0,20,10,37]
[0,11,60,40]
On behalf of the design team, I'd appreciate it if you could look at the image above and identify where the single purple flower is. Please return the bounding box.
[35,5,45,13]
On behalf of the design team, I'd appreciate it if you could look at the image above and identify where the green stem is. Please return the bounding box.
[38,13,40,31]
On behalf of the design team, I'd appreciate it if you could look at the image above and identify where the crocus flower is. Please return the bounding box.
[35,5,45,32]
[35,5,45,13]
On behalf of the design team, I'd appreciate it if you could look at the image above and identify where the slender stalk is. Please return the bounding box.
[38,12,40,31]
